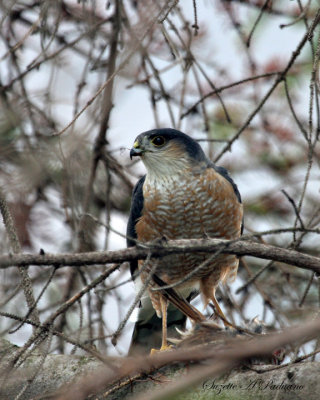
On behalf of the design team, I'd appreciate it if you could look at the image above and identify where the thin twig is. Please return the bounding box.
[0,189,40,331]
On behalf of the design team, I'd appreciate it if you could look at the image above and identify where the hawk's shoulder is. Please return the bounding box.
[208,162,242,204]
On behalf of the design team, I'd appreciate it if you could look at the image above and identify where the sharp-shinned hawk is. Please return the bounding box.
[127,128,243,353]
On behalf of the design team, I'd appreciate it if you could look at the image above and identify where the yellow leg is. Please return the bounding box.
[150,296,173,355]
[211,293,235,329]
[160,296,170,350]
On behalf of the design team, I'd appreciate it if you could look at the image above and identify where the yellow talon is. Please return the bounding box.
[150,344,173,355]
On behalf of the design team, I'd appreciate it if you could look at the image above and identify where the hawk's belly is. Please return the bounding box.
[136,169,243,287]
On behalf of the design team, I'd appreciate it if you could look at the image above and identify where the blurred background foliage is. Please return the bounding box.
[0,0,319,360]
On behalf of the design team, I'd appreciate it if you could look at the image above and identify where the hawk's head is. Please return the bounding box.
[130,128,207,177]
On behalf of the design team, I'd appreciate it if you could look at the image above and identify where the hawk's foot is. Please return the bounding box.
[150,344,173,355]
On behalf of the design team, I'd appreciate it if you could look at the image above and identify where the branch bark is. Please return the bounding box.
[0,238,320,273]
[2,318,318,400]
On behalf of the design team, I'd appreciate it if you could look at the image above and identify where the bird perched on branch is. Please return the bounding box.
[127,128,243,354]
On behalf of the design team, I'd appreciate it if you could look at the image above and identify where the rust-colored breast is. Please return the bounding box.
[136,167,243,288]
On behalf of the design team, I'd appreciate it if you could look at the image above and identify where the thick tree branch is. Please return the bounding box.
[2,319,320,400]
[55,318,320,400]
[0,238,320,273]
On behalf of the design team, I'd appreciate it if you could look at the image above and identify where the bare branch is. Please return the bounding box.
[55,318,320,400]
[0,238,320,274]
[0,189,40,330]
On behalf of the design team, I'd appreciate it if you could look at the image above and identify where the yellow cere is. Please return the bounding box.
[133,140,140,148]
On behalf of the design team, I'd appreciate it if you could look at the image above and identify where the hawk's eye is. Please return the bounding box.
[151,136,166,147]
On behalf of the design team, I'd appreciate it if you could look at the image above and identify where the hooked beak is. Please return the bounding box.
[130,140,144,160]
